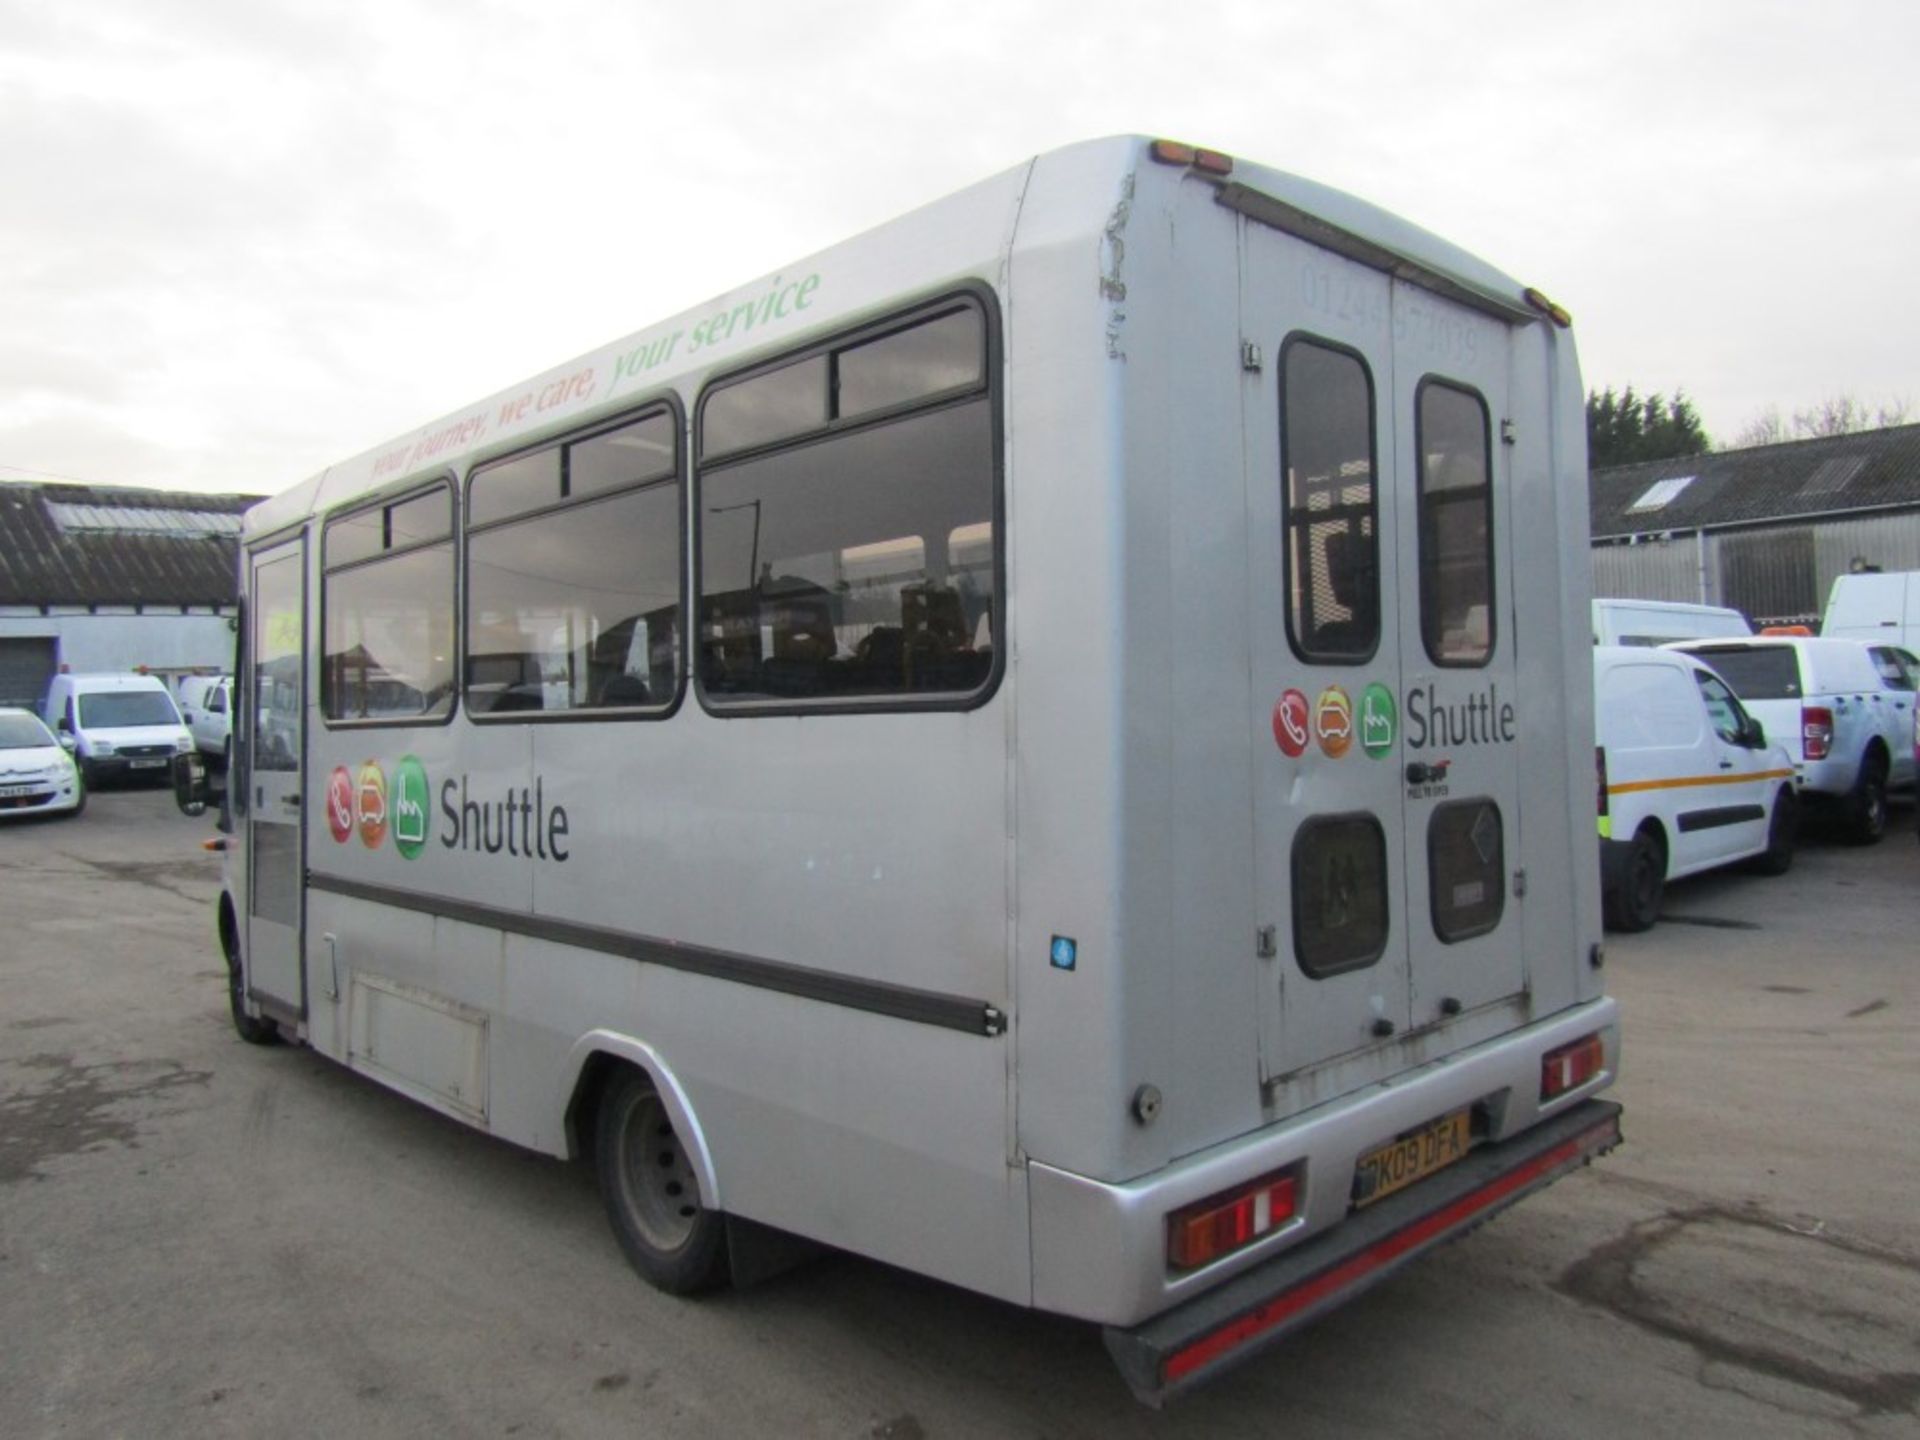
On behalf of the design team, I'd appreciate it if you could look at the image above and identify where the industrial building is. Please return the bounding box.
[1589,422,1920,627]
[0,481,259,710]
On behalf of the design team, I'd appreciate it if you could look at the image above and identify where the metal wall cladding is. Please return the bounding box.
[0,482,258,608]
[1592,511,1920,627]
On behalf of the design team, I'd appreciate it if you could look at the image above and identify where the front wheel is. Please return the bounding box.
[595,1067,729,1295]
[226,940,279,1045]
[1604,829,1666,933]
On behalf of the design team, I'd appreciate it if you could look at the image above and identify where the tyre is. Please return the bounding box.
[1845,754,1888,846]
[226,940,279,1045]
[1604,828,1665,933]
[595,1067,728,1295]
[1745,789,1797,875]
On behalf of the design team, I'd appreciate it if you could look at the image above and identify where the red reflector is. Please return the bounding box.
[1541,1033,1605,1100]
[1192,148,1234,176]
[1802,706,1833,761]
[1150,139,1198,166]
[1168,1172,1298,1270]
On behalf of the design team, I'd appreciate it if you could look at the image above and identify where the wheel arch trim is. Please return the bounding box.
[560,1032,720,1210]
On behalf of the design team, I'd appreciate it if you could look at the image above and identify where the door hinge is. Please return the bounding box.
[1500,418,1517,446]
[1242,340,1264,373]
[1256,924,1277,960]
[1512,867,1529,898]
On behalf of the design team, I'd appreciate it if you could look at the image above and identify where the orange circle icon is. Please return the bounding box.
[1315,686,1354,758]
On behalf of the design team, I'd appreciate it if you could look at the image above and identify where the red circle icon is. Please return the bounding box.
[1273,689,1311,757]
[326,767,354,844]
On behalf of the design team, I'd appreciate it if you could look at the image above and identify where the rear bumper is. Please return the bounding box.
[1103,1098,1622,1405]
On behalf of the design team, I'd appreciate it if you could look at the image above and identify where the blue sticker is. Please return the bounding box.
[1050,935,1078,971]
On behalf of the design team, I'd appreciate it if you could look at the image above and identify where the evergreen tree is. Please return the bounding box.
[1586,387,1711,467]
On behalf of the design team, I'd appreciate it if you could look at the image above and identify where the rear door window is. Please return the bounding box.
[1688,646,1801,700]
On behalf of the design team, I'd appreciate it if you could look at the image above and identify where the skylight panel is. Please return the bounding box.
[1627,476,1695,513]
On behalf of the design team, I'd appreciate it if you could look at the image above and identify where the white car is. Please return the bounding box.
[0,707,85,819]
[1595,647,1797,931]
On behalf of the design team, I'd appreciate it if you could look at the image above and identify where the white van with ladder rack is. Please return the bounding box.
[192,136,1619,1403]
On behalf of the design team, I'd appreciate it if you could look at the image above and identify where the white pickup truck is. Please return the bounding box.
[175,674,233,764]
[1669,637,1913,843]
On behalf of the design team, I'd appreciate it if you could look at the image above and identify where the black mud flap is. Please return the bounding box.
[1103,1099,1622,1406]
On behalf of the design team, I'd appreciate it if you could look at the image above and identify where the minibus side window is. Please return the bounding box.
[1416,380,1495,666]
[695,296,998,709]
[465,408,682,718]
[322,485,455,723]
[1281,339,1379,663]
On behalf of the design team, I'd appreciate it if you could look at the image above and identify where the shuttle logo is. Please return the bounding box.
[392,756,430,860]
[326,767,355,844]
[1315,686,1354,758]
[1273,689,1311,757]
[356,762,388,849]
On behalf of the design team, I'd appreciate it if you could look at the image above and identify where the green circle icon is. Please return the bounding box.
[1360,683,1398,758]
[392,755,431,859]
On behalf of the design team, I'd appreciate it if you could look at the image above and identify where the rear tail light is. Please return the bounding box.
[1802,706,1834,760]
[1541,1032,1606,1101]
[1167,1170,1299,1270]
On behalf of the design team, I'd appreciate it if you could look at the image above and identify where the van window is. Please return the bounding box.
[1688,647,1800,700]
[1693,672,1747,745]
[1416,381,1494,666]
[1281,338,1378,663]
[1869,646,1917,691]
[78,691,181,728]
[1291,814,1388,977]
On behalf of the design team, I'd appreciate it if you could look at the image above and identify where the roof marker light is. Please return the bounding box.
[1150,140,1197,166]
[1523,288,1574,328]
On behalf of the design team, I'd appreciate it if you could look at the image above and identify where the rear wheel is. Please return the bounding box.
[1605,828,1666,933]
[1845,754,1888,845]
[1746,789,1797,875]
[595,1067,728,1294]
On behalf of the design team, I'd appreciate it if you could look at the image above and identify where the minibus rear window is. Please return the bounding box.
[1416,380,1495,666]
[1281,339,1379,664]
[1291,814,1389,977]
[1428,799,1504,943]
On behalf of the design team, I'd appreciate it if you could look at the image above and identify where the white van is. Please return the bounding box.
[1594,646,1796,931]
[1823,570,1920,651]
[1591,597,1751,648]
[41,672,193,788]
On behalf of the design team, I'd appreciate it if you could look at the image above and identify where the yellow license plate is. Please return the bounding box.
[1352,1108,1473,1209]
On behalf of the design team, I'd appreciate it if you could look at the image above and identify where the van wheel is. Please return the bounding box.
[596,1067,728,1295]
[1605,829,1665,933]
[1846,755,1888,846]
[1746,790,1797,875]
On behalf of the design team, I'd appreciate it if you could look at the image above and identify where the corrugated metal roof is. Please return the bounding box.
[44,502,245,537]
[1591,422,1920,538]
[0,481,263,607]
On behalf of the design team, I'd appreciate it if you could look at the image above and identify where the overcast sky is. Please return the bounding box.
[4,0,1916,498]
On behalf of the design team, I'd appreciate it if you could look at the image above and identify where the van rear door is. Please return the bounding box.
[1241,218,1527,1085]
